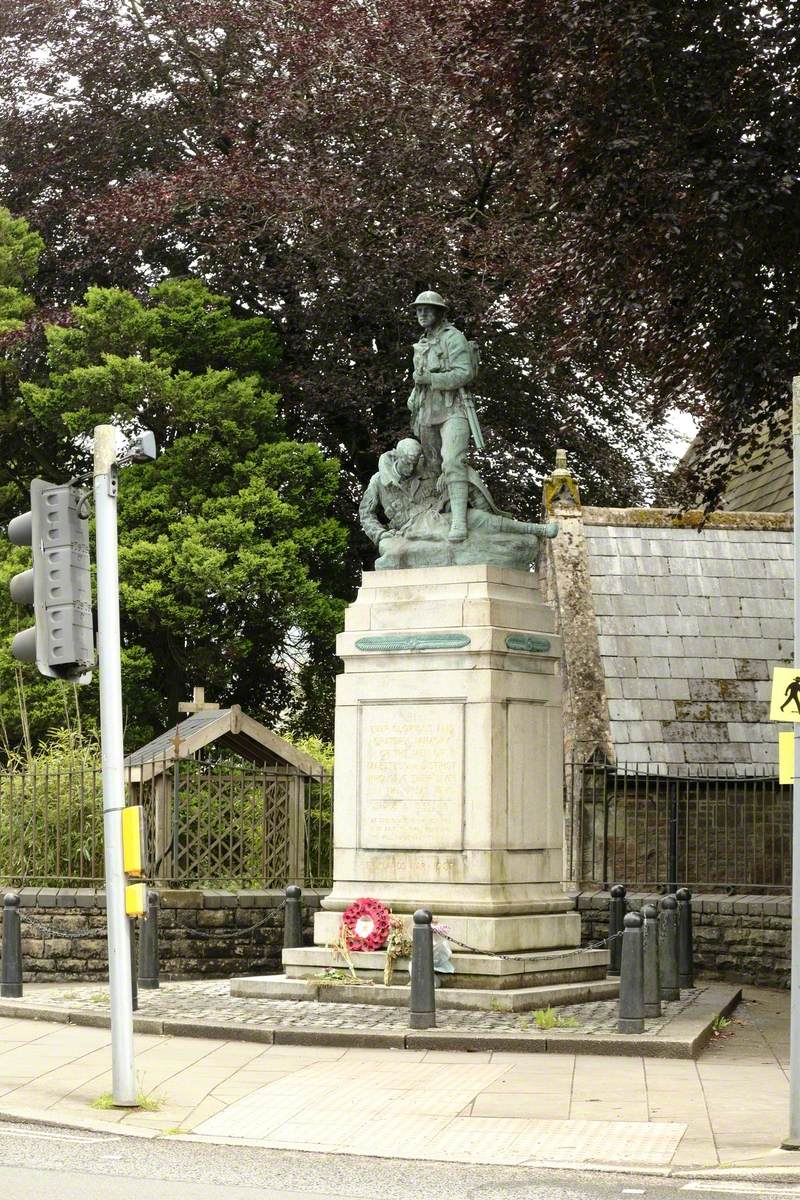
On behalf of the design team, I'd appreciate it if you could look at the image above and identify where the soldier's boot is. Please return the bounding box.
[447,482,469,542]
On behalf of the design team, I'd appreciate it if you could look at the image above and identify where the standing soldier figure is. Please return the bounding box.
[407,291,484,543]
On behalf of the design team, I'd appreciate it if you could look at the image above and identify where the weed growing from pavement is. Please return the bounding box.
[92,1090,163,1112]
[529,1007,580,1030]
[92,1073,165,1112]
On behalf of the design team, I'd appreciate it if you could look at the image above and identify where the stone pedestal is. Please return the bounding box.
[311,564,580,956]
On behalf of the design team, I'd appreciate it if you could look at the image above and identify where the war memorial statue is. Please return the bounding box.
[254,290,591,1002]
[359,291,557,569]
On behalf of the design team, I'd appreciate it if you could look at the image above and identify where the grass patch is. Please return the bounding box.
[91,1087,164,1112]
[530,1006,580,1030]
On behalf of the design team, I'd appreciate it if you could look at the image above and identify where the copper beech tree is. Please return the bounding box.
[0,0,681,524]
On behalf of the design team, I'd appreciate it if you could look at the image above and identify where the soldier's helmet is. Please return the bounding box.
[411,290,448,309]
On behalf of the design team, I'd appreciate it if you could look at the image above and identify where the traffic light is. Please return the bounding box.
[8,479,94,683]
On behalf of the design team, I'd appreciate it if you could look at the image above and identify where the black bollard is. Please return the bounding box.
[642,903,662,1019]
[607,884,627,978]
[130,917,138,1012]
[409,909,436,1029]
[658,894,680,1001]
[138,889,160,990]
[284,885,304,951]
[617,911,644,1033]
[1,893,22,998]
[676,887,694,989]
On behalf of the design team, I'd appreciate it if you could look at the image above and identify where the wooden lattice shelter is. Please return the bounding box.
[124,689,326,887]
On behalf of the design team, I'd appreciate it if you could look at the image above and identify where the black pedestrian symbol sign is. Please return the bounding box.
[782,678,800,714]
[770,668,800,722]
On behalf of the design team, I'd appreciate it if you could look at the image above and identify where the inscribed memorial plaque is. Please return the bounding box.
[358,701,464,850]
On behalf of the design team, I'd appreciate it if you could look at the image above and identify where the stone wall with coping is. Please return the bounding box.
[0,886,323,982]
[577,889,790,988]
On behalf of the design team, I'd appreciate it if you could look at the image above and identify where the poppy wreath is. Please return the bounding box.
[341,897,391,952]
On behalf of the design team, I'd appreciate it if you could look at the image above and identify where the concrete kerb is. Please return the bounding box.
[0,982,742,1058]
[3,1104,798,1184]
[3,1099,800,1184]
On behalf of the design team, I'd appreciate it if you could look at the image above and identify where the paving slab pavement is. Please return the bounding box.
[0,984,793,1178]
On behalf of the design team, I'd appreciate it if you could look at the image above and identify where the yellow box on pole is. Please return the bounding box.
[125,882,146,917]
[122,805,145,877]
[780,731,795,784]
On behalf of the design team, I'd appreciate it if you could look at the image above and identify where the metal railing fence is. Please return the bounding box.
[0,754,332,890]
[566,752,791,893]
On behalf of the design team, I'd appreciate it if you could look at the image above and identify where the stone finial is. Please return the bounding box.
[542,448,581,513]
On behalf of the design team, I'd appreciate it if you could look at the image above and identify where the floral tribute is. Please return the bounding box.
[341,897,391,951]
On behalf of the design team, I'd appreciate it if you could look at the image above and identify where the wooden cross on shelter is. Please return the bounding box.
[178,686,220,716]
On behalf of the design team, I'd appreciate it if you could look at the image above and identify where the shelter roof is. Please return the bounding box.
[124,705,323,782]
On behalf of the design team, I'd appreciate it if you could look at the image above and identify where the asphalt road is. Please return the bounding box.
[0,1119,798,1200]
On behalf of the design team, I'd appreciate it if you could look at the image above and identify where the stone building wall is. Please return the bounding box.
[0,886,322,982]
[578,890,790,989]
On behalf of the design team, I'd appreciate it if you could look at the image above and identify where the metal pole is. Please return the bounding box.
[608,884,626,977]
[668,781,679,893]
[283,885,304,950]
[408,909,436,1029]
[1,893,22,998]
[642,903,662,1019]
[94,425,136,1107]
[129,917,138,1013]
[784,376,800,1149]
[676,887,694,989]
[658,894,680,1002]
[138,890,160,989]
[617,911,644,1034]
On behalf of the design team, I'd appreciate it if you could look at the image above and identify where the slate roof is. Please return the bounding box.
[722,443,792,513]
[679,409,792,513]
[582,522,793,769]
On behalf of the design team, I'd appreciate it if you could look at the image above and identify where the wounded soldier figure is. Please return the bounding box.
[359,438,556,569]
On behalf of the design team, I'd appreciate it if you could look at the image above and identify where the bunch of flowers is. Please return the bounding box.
[383,913,412,986]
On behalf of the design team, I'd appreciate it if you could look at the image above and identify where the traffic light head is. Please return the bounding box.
[8,479,94,683]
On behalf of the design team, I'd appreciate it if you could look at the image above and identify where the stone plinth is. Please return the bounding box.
[308,565,581,959]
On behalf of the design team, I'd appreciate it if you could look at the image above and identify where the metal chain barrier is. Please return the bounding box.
[20,898,289,942]
[442,928,623,965]
[20,913,103,940]
[181,899,287,940]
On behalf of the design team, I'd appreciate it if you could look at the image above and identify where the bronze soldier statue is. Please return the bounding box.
[407,291,484,543]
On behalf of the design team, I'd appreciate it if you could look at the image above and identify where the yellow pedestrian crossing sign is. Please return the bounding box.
[770,668,800,721]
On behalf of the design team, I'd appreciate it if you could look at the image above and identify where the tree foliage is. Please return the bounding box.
[0,0,680,519]
[0,238,348,751]
[448,0,800,503]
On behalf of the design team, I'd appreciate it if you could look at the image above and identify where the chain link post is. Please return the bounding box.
[618,911,644,1033]
[283,886,303,950]
[659,894,680,1001]
[138,890,160,990]
[608,884,627,978]
[1,894,22,998]
[642,903,662,1019]
[129,918,138,1012]
[409,909,436,1029]
[676,887,694,989]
